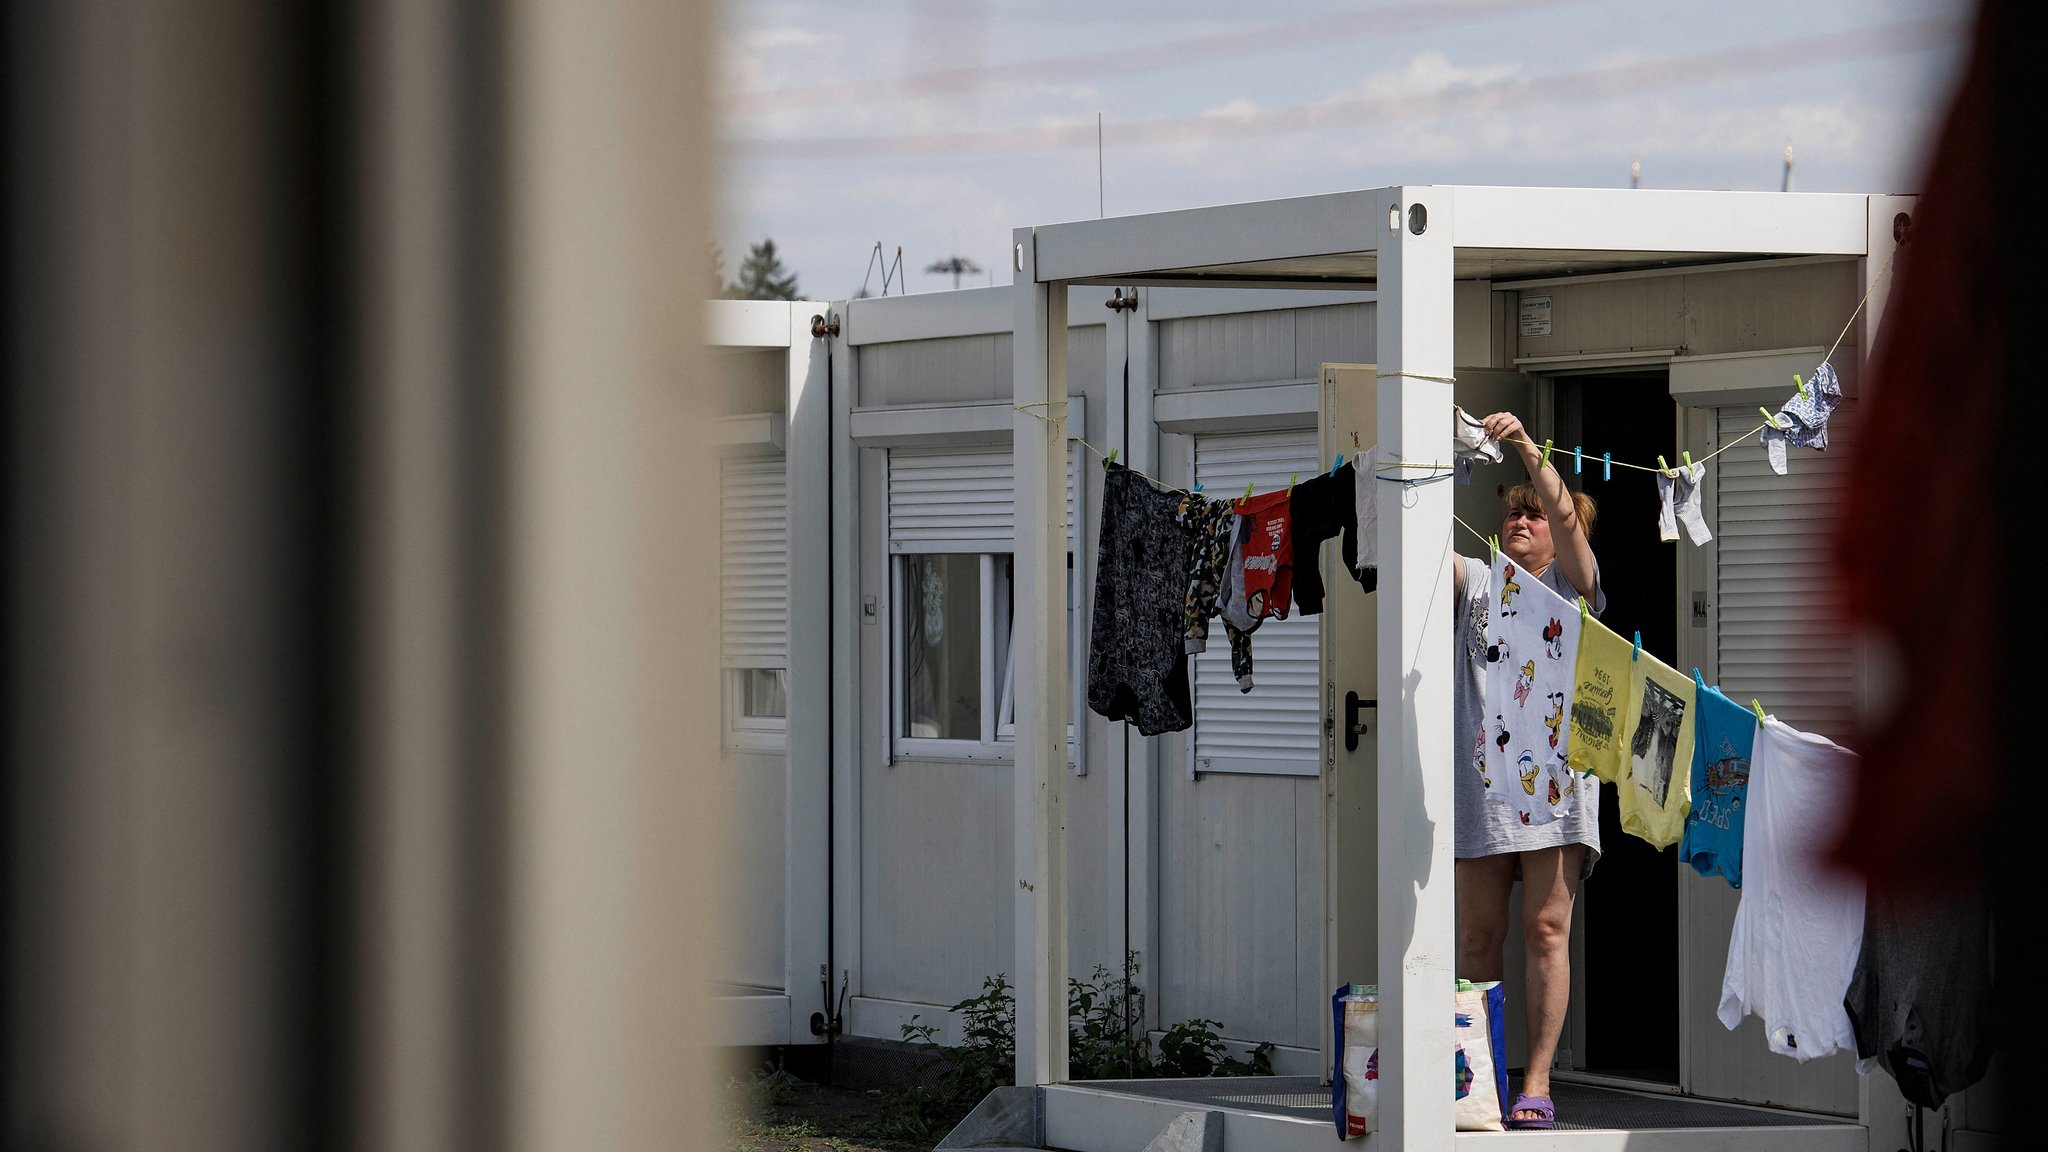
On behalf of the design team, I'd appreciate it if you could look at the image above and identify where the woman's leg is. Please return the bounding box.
[1455,853,1517,981]
[1516,843,1587,1115]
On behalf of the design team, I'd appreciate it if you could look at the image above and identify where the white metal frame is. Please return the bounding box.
[706,299,834,1047]
[1010,186,1901,1150]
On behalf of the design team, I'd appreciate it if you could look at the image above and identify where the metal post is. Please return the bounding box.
[1373,187,1458,1151]
[1011,230,1071,1087]
[785,303,834,1044]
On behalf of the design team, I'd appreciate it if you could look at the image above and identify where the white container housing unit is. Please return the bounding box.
[711,187,1998,1152]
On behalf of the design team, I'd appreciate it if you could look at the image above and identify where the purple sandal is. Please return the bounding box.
[1506,1093,1556,1130]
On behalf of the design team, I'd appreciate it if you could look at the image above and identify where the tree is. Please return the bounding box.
[730,238,800,300]
[708,242,732,298]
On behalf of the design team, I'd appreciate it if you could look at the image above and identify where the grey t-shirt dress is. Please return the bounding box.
[1453,554,1607,871]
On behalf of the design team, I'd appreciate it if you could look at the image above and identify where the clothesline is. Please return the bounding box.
[1019,398,1784,501]
[1021,247,1898,497]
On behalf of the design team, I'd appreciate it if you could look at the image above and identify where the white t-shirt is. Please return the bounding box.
[1716,716,1866,1062]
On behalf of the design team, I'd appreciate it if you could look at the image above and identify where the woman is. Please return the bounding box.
[1450,411,1604,1131]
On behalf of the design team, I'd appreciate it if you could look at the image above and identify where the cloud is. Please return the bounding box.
[1345,51,1523,101]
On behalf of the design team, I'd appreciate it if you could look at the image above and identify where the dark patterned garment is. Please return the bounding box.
[1086,463,1194,735]
[1178,493,1256,692]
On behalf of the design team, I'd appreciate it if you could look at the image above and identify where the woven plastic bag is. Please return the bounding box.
[1453,980,1510,1131]
[1331,985,1379,1137]
[1331,980,1510,1138]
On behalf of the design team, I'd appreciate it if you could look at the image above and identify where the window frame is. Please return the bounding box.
[888,549,1081,766]
[725,667,789,752]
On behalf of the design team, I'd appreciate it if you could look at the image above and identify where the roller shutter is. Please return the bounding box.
[1712,403,1858,743]
[1191,430,1322,775]
[886,447,1078,552]
[720,456,788,668]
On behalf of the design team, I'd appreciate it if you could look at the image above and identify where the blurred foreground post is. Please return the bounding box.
[2,2,721,1149]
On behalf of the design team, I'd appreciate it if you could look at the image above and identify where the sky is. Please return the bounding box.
[716,0,1974,301]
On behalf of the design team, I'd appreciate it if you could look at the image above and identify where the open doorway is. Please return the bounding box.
[1555,371,1680,1085]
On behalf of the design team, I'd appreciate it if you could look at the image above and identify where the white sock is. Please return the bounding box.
[1760,425,1789,476]
[1657,462,1712,545]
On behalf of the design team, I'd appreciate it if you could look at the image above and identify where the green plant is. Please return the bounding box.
[1068,952,1150,1080]
[876,962,1276,1140]
[882,973,1018,1140]
[1156,1018,1275,1078]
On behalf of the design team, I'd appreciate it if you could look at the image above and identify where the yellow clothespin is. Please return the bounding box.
[1539,438,1555,469]
[1751,699,1767,724]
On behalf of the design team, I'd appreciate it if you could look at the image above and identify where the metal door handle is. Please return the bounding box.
[1344,692,1375,753]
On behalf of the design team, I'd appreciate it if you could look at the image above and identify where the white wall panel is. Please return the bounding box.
[1156,772,1323,1051]
[1517,261,1859,364]
[1158,310,1298,389]
[858,760,1015,1007]
[724,749,787,989]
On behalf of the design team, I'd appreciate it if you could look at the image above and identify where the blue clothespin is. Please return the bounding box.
[1601,452,1611,481]
[1331,453,1344,477]
[1573,446,1583,475]
[1631,631,1641,661]
[1193,481,1202,494]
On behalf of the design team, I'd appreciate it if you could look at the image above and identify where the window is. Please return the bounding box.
[721,455,787,748]
[739,668,787,719]
[887,447,1080,764]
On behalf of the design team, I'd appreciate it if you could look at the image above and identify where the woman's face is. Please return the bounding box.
[1501,505,1554,569]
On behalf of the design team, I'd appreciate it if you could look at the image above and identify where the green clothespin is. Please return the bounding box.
[1751,699,1768,724]
[1488,534,1500,560]
[1681,451,1693,472]
[1539,438,1555,469]
[1759,406,1781,430]
[1578,595,1588,620]
[1239,480,1255,507]
[1104,448,1118,469]
[1794,373,1809,402]
[1288,473,1298,493]
[1657,455,1671,476]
